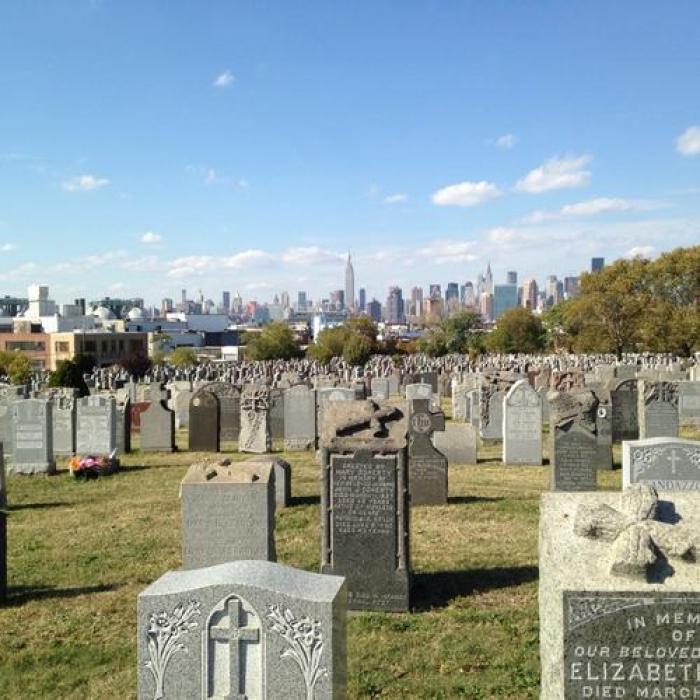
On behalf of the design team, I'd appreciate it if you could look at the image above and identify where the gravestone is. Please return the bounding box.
[679,381,700,427]
[140,399,176,452]
[638,380,680,439]
[502,380,542,465]
[239,457,291,508]
[610,378,638,442]
[195,383,241,443]
[316,387,355,437]
[451,383,472,423]
[419,371,438,394]
[468,388,480,429]
[269,388,285,440]
[623,437,700,490]
[239,386,272,454]
[539,484,699,699]
[408,398,447,505]
[188,391,220,452]
[0,385,26,460]
[538,386,550,424]
[404,383,433,402]
[283,384,316,451]
[9,399,55,474]
[0,504,5,600]
[171,387,193,429]
[76,395,117,455]
[116,398,131,454]
[371,377,390,400]
[433,423,477,465]
[181,460,276,569]
[479,372,518,441]
[129,401,150,432]
[549,390,598,491]
[0,443,5,508]
[320,400,410,611]
[591,386,613,470]
[51,394,76,457]
[137,560,346,700]
[388,374,400,396]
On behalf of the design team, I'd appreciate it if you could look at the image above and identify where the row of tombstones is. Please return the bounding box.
[133,396,700,698]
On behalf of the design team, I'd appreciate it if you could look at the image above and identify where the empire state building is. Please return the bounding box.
[345,252,355,311]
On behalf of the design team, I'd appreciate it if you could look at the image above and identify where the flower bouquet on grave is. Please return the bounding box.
[69,449,119,479]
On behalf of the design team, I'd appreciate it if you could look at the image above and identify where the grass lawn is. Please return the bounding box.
[1,425,697,699]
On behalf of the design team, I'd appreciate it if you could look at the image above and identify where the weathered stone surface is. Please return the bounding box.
[502,380,542,465]
[116,399,131,455]
[592,386,613,470]
[9,399,55,475]
[404,383,433,402]
[239,387,272,454]
[549,390,599,491]
[188,391,220,452]
[320,401,410,612]
[137,560,346,700]
[611,378,639,442]
[317,387,355,437]
[408,398,447,505]
[76,396,117,456]
[269,387,285,439]
[432,422,477,464]
[140,399,176,452]
[679,381,700,427]
[283,384,316,451]
[180,460,276,569]
[539,488,700,699]
[171,388,193,429]
[195,383,241,442]
[51,394,76,457]
[638,380,679,439]
[623,437,700,490]
[371,377,389,400]
[479,372,519,441]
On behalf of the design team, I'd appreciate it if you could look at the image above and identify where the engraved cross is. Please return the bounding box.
[209,598,260,700]
[667,449,680,475]
[574,483,696,580]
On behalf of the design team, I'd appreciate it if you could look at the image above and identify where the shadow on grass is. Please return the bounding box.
[8,502,71,511]
[291,495,320,506]
[411,565,539,610]
[2,583,122,607]
[447,495,504,505]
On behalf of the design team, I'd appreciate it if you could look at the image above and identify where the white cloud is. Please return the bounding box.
[414,239,478,264]
[431,180,503,207]
[0,262,39,281]
[676,126,700,157]
[140,231,162,244]
[281,247,343,266]
[521,197,667,223]
[383,193,408,205]
[62,174,110,192]
[515,155,591,193]
[222,250,274,269]
[0,243,16,252]
[495,133,517,150]
[626,245,657,259]
[213,70,235,88]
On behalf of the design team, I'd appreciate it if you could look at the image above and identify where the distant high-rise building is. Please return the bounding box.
[476,273,486,300]
[386,286,404,324]
[564,276,579,298]
[479,293,493,322]
[161,298,173,315]
[74,298,86,315]
[181,289,187,305]
[461,282,475,307]
[345,252,355,311]
[429,284,441,300]
[367,298,382,323]
[358,288,366,312]
[445,282,459,303]
[411,286,424,317]
[222,291,231,313]
[280,291,290,309]
[591,257,605,273]
[521,279,538,310]
[493,284,518,319]
[485,262,494,295]
[297,291,307,312]
[330,290,345,311]
[507,271,517,285]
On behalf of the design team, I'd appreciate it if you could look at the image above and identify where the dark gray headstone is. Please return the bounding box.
[638,380,679,439]
[140,400,176,452]
[408,399,447,505]
[283,385,316,451]
[611,378,638,442]
[679,381,700,427]
[269,388,285,440]
[189,392,220,452]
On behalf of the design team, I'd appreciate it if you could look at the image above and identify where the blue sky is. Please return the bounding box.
[0,1,698,305]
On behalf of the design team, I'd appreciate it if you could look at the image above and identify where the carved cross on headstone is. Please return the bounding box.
[574,483,696,580]
[335,400,401,438]
[408,398,445,439]
[209,598,260,700]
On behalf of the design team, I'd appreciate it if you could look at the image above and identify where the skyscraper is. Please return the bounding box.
[429,284,442,300]
[521,279,538,310]
[591,257,605,273]
[493,284,518,319]
[297,291,307,312]
[507,271,517,285]
[386,286,404,324]
[564,277,579,298]
[222,291,230,313]
[461,282,475,307]
[485,262,494,295]
[367,299,382,322]
[358,288,366,312]
[345,252,355,311]
[411,286,424,317]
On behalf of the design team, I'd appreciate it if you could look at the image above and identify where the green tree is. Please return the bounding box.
[342,331,374,366]
[169,346,198,368]
[47,359,89,396]
[307,326,347,364]
[245,322,301,361]
[417,311,483,356]
[485,307,546,354]
[7,352,33,385]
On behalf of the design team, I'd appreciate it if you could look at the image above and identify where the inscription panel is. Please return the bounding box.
[564,591,700,699]
[552,428,597,491]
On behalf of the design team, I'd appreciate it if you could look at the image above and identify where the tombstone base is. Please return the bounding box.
[7,461,56,475]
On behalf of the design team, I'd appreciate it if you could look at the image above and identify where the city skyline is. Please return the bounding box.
[0,2,698,301]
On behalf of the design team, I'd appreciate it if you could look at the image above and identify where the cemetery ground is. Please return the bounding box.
[1,428,698,699]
